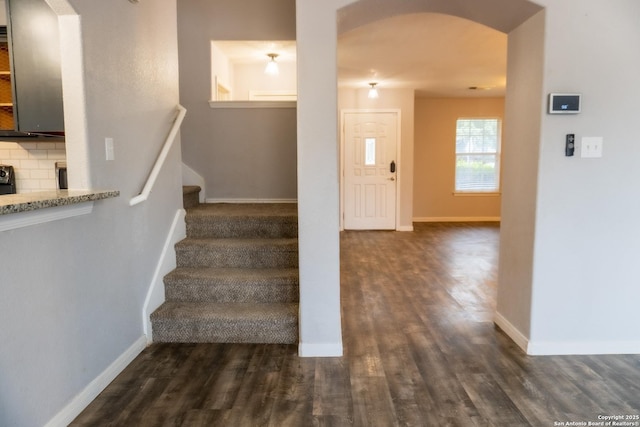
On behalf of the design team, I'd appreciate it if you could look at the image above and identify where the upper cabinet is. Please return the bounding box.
[1,0,64,137]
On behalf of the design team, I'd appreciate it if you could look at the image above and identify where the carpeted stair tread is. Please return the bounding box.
[186,204,297,238]
[166,267,299,285]
[175,237,298,269]
[187,203,297,217]
[176,237,298,249]
[164,267,299,303]
[151,302,298,344]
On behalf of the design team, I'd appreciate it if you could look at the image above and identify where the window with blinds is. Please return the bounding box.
[455,118,501,193]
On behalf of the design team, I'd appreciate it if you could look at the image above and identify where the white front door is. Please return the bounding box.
[343,111,398,230]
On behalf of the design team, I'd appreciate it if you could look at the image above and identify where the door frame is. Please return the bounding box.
[340,109,402,231]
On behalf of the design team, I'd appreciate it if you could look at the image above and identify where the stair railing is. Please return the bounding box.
[130,104,187,206]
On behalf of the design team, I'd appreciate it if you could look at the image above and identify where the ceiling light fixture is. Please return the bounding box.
[265,53,279,76]
[368,82,379,99]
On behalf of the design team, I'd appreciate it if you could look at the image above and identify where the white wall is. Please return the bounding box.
[525,0,640,354]
[0,0,182,425]
[296,0,349,356]
[210,43,233,99]
[495,9,545,346]
[0,0,6,25]
[233,61,297,100]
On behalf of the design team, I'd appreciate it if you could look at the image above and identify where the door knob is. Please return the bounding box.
[388,177,395,181]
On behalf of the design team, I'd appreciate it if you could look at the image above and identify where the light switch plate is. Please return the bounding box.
[581,136,603,158]
[105,137,115,161]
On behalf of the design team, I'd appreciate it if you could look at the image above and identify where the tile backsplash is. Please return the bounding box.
[0,141,66,193]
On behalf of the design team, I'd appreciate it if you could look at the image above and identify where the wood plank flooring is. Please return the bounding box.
[71,223,640,426]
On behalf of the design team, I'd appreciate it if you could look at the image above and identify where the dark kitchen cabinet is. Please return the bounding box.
[1,0,64,136]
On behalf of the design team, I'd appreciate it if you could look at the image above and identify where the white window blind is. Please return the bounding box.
[455,118,501,192]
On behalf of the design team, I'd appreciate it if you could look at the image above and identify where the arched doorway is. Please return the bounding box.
[295,0,545,357]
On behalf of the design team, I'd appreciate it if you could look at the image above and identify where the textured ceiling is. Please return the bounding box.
[338,13,508,98]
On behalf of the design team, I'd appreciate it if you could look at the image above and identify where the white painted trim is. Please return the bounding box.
[208,100,296,109]
[142,209,186,341]
[526,340,640,356]
[0,202,93,232]
[44,336,147,427]
[205,198,297,204]
[248,90,297,101]
[181,163,206,203]
[453,192,501,197]
[340,109,402,231]
[413,216,501,223]
[494,311,529,354]
[298,342,343,357]
[396,225,414,232]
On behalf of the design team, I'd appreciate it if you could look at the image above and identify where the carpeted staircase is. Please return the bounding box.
[150,186,299,344]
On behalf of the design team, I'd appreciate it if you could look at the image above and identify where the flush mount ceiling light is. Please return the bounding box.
[265,53,279,76]
[368,82,379,99]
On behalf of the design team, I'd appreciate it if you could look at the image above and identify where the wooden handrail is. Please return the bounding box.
[130,105,187,206]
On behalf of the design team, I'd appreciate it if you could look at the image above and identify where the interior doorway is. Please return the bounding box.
[294,0,545,356]
[341,110,400,230]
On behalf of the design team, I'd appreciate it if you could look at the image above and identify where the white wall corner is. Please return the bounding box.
[298,342,344,358]
[44,335,147,427]
[142,209,187,342]
[182,162,206,203]
[494,311,529,354]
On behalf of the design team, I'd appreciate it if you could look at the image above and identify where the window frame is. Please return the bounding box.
[454,117,502,195]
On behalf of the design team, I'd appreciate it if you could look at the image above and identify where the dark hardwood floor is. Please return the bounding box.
[71,223,640,426]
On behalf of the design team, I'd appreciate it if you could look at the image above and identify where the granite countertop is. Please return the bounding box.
[0,189,120,215]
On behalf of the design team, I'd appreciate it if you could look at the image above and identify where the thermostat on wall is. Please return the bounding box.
[549,93,581,114]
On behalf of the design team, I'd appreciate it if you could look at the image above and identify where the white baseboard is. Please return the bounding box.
[527,340,640,356]
[414,216,500,223]
[142,209,186,341]
[495,312,640,355]
[494,311,529,353]
[298,342,343,357]
[44,336,147,427]
[205,198,297,204]
[396,225,414,232]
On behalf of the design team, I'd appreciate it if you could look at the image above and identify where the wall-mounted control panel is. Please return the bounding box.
[549,93,581,114]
